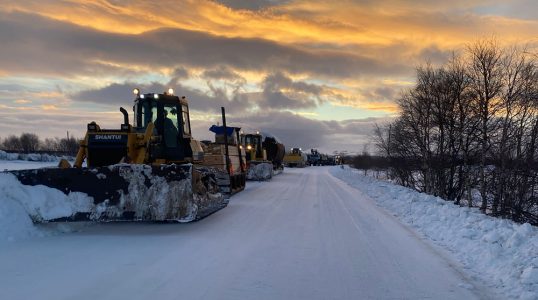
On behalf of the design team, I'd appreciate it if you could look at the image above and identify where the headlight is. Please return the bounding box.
[121,124,130,131]
[168,88,174,95]
[247,145,252,150]
[154,94,159,99]
[133,88,140,95]
[87,124,97,131]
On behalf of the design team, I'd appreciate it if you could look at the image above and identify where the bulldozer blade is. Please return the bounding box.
[5,164,226,222]
[246,162,273,181]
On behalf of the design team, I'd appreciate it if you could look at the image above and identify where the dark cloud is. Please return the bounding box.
[71,71,340,113]
[171,67,190,80]
[212,0,288,10]
[226,110,388,150]
[373,87,396,100]
[70,81,253,115]
[418,46,453,66]
[201,66,246,84]
[0,11,410,80]
[257,72,326,110]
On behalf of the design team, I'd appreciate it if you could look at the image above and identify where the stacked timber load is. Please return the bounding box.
[201,143,246,174]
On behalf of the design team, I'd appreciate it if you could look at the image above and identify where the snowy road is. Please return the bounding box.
[0,167,496,300]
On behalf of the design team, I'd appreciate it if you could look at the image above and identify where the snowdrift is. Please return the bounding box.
[0,150,71,162]
[330,166,538,300]
[0,173,95,243]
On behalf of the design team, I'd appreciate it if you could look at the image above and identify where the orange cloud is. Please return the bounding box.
[41,105,59,110]
[329,101,399,114]
[14,99,30,103]
[295,112,319,116]
[3,0,537,52]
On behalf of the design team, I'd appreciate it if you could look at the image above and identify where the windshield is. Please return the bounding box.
[140,100,158,127]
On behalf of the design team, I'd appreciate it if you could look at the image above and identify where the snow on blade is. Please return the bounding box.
[246,163,273,181]
[329,166,538,300]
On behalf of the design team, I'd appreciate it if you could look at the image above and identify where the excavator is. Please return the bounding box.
[4,88,243,222]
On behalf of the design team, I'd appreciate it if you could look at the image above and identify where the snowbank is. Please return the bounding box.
[0,173,94,243]
[330,166,538,300]
[0,150,72,162]
[0,195,44,243]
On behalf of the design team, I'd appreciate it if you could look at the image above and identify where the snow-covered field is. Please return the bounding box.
[0,160,61,171]
[0,150,72,171]
[0,166,498,300]
[331,165,538,300]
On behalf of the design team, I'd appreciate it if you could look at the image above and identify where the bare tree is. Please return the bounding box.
[20,132,41,153]
[466,36,505,213]
[2,135,23,151]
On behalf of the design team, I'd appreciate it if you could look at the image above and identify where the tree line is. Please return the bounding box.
[370,36,538,224]
[0,133,80,156]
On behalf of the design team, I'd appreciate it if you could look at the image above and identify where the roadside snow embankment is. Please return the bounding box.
[0,173,93,244]
[330,166,538,300]
[0,150,67,162]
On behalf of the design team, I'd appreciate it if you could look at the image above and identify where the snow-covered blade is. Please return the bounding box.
[246,162,273,181]
[4,164,224,222]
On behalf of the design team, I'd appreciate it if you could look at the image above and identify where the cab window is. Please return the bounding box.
[162,104,179,148]
[141,101,158,127]
[182,104,191,136]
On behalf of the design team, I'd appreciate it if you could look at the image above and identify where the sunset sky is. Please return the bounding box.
[1,0,537,153]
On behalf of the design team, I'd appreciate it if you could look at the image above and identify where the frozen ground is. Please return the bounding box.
[0,167,499,300]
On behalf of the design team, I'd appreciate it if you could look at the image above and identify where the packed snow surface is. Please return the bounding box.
[0,167,495,300]
[331,165,538,300]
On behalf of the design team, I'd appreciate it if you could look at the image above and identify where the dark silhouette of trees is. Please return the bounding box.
[371,37,538,224]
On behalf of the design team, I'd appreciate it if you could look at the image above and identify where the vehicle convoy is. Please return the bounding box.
[4,88,245,222]
[283,148,308,168]
[240,131,285,180]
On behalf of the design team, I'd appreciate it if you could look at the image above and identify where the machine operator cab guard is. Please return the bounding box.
[132,88,193,161]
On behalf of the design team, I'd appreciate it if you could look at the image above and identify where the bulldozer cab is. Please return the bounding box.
[133,92,193,161]
[290,148,301,155]
[240,133,263,161]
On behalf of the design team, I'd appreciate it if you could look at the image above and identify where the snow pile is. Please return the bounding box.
[0,150,71,162]
[0,173,97,243]
[0,173,96,223]
[0,195,44,242]
[246,163,273,181]
[330,166,538,300]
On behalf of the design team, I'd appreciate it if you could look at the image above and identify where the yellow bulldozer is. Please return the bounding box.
[240,131,285,180]
[283,147,307,168]
[5,88,245,222]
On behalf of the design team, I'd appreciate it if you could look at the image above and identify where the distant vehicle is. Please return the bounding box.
[320,154,329,165]
[310,149,321,166]
[283,147,308,168]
